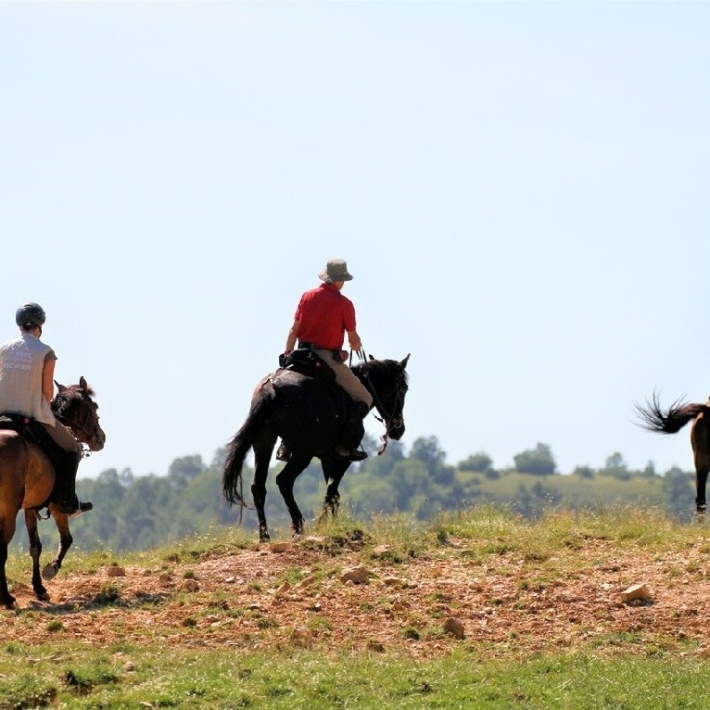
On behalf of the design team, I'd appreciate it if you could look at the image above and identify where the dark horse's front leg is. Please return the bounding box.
[319,458,351,522]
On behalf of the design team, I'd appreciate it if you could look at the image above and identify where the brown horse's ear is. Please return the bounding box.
[368,354,375,361]
[400,354,410,369]
[54,380,66,392]
[79,376,87,389]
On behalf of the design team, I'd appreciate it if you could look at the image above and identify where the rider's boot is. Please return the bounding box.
[55,450,93,516]
[335,401,370,461]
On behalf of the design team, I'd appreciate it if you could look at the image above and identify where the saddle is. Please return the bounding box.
[278,348,336,384]
[0,414,65,474]
[277,348,353,422]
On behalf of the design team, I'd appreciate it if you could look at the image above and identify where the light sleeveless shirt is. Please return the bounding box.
[0,333,57,425]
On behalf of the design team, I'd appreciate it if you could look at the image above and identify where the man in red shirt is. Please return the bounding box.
[281,259,373,461]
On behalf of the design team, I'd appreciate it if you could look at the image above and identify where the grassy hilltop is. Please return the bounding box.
[2,506,710,709]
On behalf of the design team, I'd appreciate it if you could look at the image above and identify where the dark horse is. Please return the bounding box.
[223,354,410,542]
[635,392,710,513]
[0,377,105,608]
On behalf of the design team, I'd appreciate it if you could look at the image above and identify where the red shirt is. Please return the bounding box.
[294,283,357,350]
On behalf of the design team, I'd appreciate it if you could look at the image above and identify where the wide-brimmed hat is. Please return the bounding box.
[319,258,354,283]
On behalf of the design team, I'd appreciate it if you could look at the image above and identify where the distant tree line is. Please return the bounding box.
[16,436,696,554]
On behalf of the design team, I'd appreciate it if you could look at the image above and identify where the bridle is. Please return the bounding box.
[352,351,406,454]
[53,394,100,454]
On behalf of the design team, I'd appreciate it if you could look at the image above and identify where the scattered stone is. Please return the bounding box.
[621,583,652,603]
[107,565,126,578]
[123,661,135,672]
[372,545,391,557]
[297,575,317,588]
[382,576,405,587]
[181,579,200,593]
[275,581,291,597]
[443,617,465,639]
[290,627,312,648]
[367,640,385,652]
[270,542,292,553]
[340,566,369,584]
[158,572,173,586]
[225,576,236,584]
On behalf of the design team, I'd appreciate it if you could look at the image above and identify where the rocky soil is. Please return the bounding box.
[5,534,710,659]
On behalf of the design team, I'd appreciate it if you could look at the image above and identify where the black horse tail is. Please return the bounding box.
[635,393,709,435]
[222,394,271,507]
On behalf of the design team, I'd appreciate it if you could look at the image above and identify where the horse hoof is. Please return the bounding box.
[42,563,58,581]
[36,590,50,602]
[2,597,16,610]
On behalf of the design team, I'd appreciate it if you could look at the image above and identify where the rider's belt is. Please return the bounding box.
[298,342,342,362]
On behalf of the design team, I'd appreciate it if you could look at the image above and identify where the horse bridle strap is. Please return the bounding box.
[53,397,94,454]
[350,349,405,455]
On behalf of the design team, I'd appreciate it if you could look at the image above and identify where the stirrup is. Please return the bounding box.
[57,497,93,517]
[335,446,368,462]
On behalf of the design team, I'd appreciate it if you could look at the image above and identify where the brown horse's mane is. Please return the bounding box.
[64,382,96,397]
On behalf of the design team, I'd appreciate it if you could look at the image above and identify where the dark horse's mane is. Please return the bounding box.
[353,357,409,386]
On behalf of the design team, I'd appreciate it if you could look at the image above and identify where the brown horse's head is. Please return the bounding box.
[53,376,106,452]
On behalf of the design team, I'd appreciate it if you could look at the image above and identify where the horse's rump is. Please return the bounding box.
[0,431,55,510]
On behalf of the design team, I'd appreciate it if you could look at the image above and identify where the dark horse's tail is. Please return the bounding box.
[635,393,709,435]
[222,392,271,507]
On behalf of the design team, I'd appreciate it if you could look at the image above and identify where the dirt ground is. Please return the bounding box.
[5,535,710,659]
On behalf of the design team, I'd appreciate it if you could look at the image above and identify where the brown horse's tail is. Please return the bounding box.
[634,393,708,435]
[222,393,271,507]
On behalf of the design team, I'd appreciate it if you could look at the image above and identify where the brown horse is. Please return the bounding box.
[0,377,105,608]
[635,392,710,513]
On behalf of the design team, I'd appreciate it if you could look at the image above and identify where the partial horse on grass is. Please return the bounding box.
[223,354,410,542]
[0,377,105,608]
[635,392,710,513]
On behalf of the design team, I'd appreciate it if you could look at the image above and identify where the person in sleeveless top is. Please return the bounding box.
[0,303,92,516]
[278,259,373,462]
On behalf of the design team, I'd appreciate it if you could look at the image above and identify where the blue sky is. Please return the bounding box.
[1,1,708,480]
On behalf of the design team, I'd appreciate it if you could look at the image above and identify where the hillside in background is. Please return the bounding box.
[26,434,694,554]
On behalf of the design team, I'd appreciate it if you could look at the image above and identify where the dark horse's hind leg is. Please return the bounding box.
[319,458,352,522]
[692,415,710,515]
[252,436,277,543]
[275,454,312,537]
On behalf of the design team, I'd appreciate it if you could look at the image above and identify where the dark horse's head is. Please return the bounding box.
[355,354,410,441]
[52,376,106,452]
